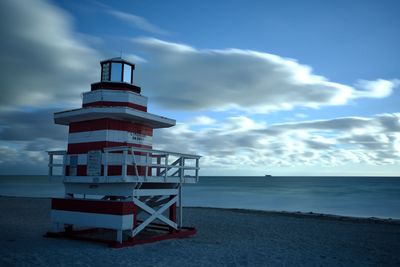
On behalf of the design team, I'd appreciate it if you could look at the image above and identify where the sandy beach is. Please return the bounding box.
[0,196,399,266]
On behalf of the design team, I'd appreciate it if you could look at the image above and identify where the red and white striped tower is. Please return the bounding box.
[47,58,200,247]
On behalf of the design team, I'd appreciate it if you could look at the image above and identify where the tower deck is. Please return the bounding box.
[48,146,200,184]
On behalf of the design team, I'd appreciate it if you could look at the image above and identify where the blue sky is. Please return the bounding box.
[0,0,399,175]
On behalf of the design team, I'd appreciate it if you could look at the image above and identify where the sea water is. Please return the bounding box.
[1,175,400,219]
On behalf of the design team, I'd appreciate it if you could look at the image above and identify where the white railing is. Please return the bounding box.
[103,146,201,182]
[48,150,67,177]
[48,146,200,183]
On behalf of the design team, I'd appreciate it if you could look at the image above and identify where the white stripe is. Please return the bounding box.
[51,210,133,230]
[67,154,147,165]
[82,90,148,107]
[68,130,153,146]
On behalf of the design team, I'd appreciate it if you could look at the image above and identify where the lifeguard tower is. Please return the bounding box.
[46,58,200,247]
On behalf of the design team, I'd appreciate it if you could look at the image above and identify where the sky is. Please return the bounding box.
[0,0,400,176]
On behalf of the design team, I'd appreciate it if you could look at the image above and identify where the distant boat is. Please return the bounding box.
[265,174,272,177]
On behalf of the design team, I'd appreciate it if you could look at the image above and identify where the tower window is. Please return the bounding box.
[111,62,122,82]
[123,64,132,83]
[101,63,110,81]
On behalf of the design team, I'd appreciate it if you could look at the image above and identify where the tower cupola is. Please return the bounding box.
[100,57,135,84]
[92,57,140,93]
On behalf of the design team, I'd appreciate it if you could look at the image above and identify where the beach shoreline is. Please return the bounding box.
[2,175,400,220]
[2,194,399,224]
[1,196,400,266]
[192,206,400,225]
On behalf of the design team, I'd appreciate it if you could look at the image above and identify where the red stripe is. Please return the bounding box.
[112,228,197,248]
[51,198,135,215]
[69,119,153,136]
[67,141,152,154]
[46,227,197,248]
[82,101,147,112]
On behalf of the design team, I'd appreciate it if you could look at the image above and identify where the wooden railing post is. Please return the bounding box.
[157,156,161,176]
[180,157,184,182]
[62,152,66,176]
[104,151,108,179]
[196,158,199,182]
[164,155,168,182]
[48,154,53,177]
[145,152,149,181]
[122,149,128,179]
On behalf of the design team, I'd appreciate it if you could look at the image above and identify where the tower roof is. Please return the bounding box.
[100,57,136,68]
[54,107,175,128]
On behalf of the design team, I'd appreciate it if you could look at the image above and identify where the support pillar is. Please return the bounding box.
[178,184,183,228]
[117,230,123,243]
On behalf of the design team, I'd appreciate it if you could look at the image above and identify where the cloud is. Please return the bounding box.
[1,0,397,116]
[0,0,100,109]
[353,79,398,98]
[0,142,63,174]
[153,113,400,169]
[0,107,68,174]
[0,109,67,141]
[133,38,398,113]
[269,117,373,131]
[107,10,169,35]
[124,53,147,64]
[0,0,398,175]
[189,116,217,126]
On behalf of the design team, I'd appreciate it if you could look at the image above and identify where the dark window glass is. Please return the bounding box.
[101,63,110,81]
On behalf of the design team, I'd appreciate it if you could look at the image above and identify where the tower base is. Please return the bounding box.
[47,189,195,248]
[45,224,196,248]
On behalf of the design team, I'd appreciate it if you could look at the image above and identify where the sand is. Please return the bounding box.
[0,196,399,266]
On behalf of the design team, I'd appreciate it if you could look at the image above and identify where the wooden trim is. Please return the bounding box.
[82,101,147,111]
[91,82,141,93]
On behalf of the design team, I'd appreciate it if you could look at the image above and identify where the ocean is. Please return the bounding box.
[1,175,400,219]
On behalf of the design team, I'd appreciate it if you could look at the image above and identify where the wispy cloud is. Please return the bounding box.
[124,53,147,64]
[2,112,398,174]
[106,10,169,35]
[0,0,399,175]
[0,0,100,110]
[154,113,400,170]
[133,38,399,114]
[0,109,67,141]
[353,79,399,98]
